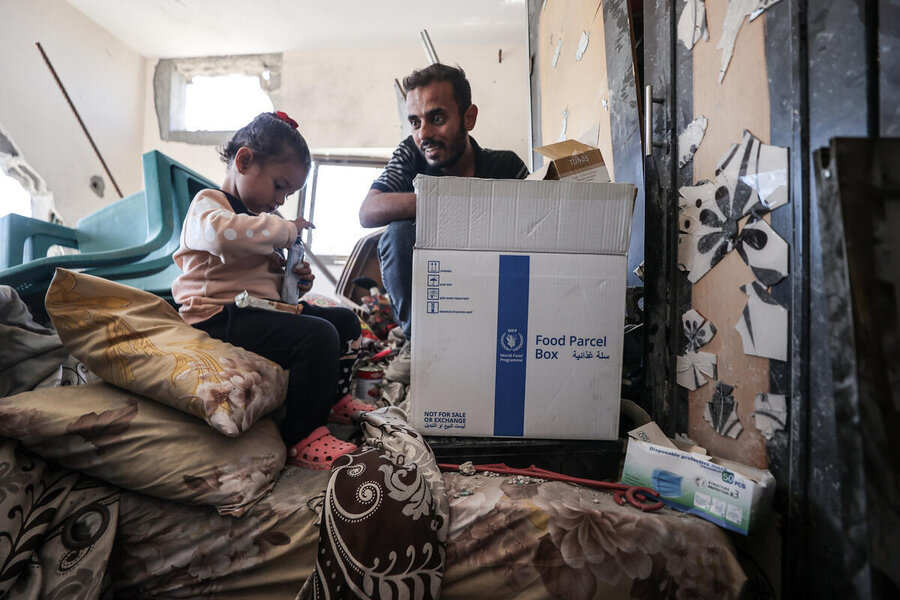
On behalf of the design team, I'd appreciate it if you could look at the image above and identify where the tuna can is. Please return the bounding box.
[354,366,383,401]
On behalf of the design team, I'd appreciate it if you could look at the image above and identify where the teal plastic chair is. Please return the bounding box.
[0,150,215,304]
[1,189,153,271]
[83,151,216,302]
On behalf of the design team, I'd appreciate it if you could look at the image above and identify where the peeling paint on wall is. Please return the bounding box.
[0,132,47,197]
[552,37,563,68]
[677,115,708,168]
[748,0,783,20]
[558,108,570,141]
[718,0,785,83]
[0,131,18,157]
[575,31,590,61]
[678,0,709,49]
[0,124,53,220]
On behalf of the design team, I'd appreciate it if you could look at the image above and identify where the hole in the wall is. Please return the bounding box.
[19,165,41,190]
[154,53,282,145]
[184,74,273,132]
[1,130,31,219]
[1,126,56,222]
[0,169,31,218]
[0,131,18,157]
[90,175,105,198]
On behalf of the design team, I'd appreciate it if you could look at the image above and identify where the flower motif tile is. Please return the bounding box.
[703,381,743,439]
[678,131,789,285]
[752,393,787,440]
[677,309,719,391]
[735,281,789,361]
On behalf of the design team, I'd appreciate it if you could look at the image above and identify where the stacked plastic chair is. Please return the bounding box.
[0,151,215,309]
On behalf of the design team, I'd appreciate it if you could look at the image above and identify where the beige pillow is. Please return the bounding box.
[45,268,287,436]
[0,382,285,516]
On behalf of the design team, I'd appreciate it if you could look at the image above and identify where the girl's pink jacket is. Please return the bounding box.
[172,189,299,324]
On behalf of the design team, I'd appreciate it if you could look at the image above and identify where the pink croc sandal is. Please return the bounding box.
[287,426,357,470]
[328,394,377,425]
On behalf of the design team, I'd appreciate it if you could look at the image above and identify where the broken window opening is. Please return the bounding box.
[0,170,31,219]
[154,54,282,145]
[1,127,50,221]
[185,74,274,132]
[279,154,389,295]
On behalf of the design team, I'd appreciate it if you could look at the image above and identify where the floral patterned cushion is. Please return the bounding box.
[310,407,449,598]
[0,381,285,516]
[45,268,287,436]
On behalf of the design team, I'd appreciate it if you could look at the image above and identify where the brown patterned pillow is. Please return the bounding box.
[44,268,287,436]
[0,382,285,516]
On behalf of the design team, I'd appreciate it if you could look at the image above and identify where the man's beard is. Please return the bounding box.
[419,123,468,170]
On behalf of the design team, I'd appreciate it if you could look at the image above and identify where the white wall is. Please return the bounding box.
[0,0,531,225]
[141,44,532,186]
[282,44,531,157]
[0,0,146,225]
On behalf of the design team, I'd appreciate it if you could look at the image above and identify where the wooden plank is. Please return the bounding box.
[603,0,645,284]
[763,3,807,597]
[688,0,771,469]
[528,0,544,169]
[882,0,900,136]
[643,0,681,434]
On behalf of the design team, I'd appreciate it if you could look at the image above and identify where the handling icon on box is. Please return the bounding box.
[427,274,440,287]
[427,301,439,314]
[427,260,440,273]
[427,288,439,300]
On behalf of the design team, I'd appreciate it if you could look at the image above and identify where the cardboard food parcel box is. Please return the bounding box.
[409,175,635,440]
[621,422,776,534]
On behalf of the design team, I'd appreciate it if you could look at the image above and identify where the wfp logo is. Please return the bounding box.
[499,329,524,352]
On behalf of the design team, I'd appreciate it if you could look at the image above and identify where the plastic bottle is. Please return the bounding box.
[281,237,306,305]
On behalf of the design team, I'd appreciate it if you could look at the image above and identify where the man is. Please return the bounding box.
[360,64,528,382]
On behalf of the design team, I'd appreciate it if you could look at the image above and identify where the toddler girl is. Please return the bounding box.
[172,111,376,470]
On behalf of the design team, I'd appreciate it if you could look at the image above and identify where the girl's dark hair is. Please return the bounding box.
[218,112,312,170]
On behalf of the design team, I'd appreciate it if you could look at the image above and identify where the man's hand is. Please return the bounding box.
[359,189,417,227]
[293,260,315,295]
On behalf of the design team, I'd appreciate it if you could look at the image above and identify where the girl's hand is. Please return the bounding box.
[294,260,315,294]
[292,217,316,231]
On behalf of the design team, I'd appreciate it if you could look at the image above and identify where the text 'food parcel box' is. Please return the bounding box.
[528,139,610,183]
[409,175,635,440]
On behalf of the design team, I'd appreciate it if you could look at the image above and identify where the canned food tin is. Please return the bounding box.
[354,366,383,401]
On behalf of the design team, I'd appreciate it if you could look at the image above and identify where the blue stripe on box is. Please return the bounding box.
[494,255,529,436]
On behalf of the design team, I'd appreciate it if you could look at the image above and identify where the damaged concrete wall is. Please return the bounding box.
[142,43,531,183]
[281,44,530,155]
[0,0,146,225]
[0,126,54,220]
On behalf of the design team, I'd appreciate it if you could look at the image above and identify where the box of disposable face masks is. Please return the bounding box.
[409,175,635,440]
[620,422,776,534]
